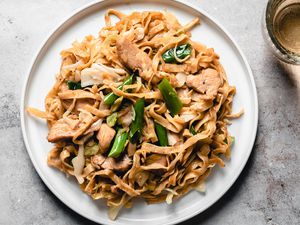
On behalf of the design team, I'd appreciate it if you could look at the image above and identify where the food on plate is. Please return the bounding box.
[27,9,242,220]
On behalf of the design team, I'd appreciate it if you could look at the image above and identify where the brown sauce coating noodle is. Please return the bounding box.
[27,10,242,220]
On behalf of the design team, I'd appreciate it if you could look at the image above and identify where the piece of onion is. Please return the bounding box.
[167,131,180,146]
[71,145,85,184]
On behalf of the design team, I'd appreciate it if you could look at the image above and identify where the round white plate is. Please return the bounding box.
[20,0,258,224]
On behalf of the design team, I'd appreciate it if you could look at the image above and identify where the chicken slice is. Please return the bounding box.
[91,154,132,172]
[91,154,106,168]
[101,155,132,172]
[116,36,153,81]
[118,106,133,127]
[48,118,78,142]
[96,123,116,153]
[186,68,221,99]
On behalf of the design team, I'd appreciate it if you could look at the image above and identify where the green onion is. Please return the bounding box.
[190,125,197,135]
[129,98,145,142]
[158,78,183,116]
[104,75,134,106]
[154,122,168,146]
[107,112,118,127]
[108,130,128,158]
[67,81,82,90]
[162,43,191,63]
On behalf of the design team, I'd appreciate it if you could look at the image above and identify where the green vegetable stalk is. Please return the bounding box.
[108,130,128,158]
[67,81,82,90]
[158,78,183,116]
[104,75,134,106]
[154,122,168,146]
[107,112,118,127]
[190,125,197,135]
[162,43,191,63]
[129,98,145,142]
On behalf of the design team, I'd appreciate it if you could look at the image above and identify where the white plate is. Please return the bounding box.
[20,0,258,224]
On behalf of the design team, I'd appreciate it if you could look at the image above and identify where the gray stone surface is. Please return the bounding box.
[0,0,299,224]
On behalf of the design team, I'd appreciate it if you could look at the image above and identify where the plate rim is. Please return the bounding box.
[20,0,259,224]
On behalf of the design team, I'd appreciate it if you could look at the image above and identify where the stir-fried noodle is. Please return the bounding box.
[28,10,242,220]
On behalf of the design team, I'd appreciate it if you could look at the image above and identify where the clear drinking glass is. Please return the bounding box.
[262,0,300,82]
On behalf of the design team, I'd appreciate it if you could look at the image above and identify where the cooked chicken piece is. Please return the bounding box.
[101,155,132,172]
[91,154,132,172]
[96,123,116,153]
[127,142,137,157]
[118,106,133,127]
[48,118,79,142]
[186,68,221,99]
[116,36,153,81]
[91,154,106,168]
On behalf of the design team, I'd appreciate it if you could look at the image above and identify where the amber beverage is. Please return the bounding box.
[263,0,300,83]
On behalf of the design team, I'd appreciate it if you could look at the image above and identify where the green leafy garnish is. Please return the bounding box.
[162,43,191,63]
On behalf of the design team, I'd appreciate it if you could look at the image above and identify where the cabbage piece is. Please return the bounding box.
[80,63,126,87]
[84,143,99,156]
[71,145,85,184]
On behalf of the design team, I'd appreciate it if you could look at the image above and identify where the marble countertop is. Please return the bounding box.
[1,0,299,224]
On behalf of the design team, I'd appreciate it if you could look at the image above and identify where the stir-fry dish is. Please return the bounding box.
[28,10,242,220]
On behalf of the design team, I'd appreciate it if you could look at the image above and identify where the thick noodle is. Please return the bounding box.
[27,10,242,220]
